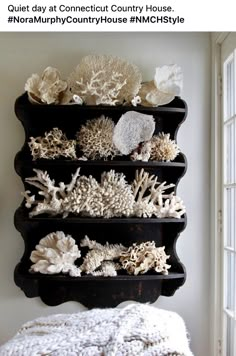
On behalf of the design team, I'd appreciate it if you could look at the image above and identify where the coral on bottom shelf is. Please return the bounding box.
[29,233,171,277]
[22,168,186,219]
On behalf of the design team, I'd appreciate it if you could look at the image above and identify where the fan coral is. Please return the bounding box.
[113,111,155,155]
[30,231,81,277]
[25,66,71,105]
[76,116,120,160]
[138,64,183,107]
[68,55,142,105]
[120,241,171,275]
[80,236,127,276]
[150,133,180,162]
[28,128,77,160]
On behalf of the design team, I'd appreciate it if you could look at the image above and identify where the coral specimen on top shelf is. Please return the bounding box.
[68,55,142,105]
[76,116,120,160]
[30,231,82,277]
[28,128,77,160]
[25,67,72,105]
[150,133,180,162]
[113,111,155,155]
[120,241,170,275]
[139,64,183,107]
[22,168,185,219]
[79,236,126,276]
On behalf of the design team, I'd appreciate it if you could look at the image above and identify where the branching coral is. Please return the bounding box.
[150,133,180,162]
[132,169,175,218]
[120,241,171,275]
[23,168,185,219]
[24,168,134,218]
[113,111,155,155]
[139,64,183,107]
[68,55,142,105]
[24,167,81,217]
[30,231,81,277]
[76,116,120,160]
[28,128,77,160]
[80,236,126,276]
[25,66,72,105]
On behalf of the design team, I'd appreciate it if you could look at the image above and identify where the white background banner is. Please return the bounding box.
[0,0,235,31]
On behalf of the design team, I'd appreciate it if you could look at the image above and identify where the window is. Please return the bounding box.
[222,42,236,356]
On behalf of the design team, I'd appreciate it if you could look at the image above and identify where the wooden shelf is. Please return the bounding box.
[14,263,186,308]
[14,93,188,307]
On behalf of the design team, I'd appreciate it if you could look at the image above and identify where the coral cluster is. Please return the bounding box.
[25,61,183,107]
[150,133,180,162]
[25,67,71,105]
[68,55,142,105]
[120,241,170,275]
[112,111,155,155]
[76,116,120,160]
[29,233,170,277]
[28,128,77,160]
[30,231,81,277]
[139,64,183,107]
[79,236,126,276]
[23,168,185,219]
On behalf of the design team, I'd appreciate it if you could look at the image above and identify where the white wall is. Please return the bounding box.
[0,32,211,355]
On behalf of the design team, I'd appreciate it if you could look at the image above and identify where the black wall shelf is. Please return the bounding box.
[14,93,187,307]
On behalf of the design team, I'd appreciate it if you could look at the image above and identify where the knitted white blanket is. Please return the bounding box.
[0,304,193,356]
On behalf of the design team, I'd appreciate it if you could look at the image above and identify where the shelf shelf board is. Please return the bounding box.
[14,207,186,225]
[17,271,185,282]
[15,93,187,116]
[16,158,186,168]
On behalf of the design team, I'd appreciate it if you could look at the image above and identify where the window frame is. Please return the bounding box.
[211,32,234,356]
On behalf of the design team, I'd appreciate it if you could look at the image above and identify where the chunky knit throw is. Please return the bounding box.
[0,304,193,356]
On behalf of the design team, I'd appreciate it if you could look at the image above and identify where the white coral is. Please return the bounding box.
[154,64,183,96]
[23,168,185,219]
[80,236,126,275]
[139,64,183,107]
[100,170,135,218]
[113,111,155,155]
[120,241,171,275]
[24,168,81,217]
[30,231,81,276]
[131,169,185,218]
[150,133,180,162]
[28,128,77,160]
[76,116,120,160]
[68,55,142,105]
[130,141,152,162]
[25,67,71,105]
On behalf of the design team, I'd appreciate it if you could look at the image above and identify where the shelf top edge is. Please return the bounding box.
[15,93,187,114]
[15,270,185,281]
[15,157,187,168]
[14,208,187,224]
